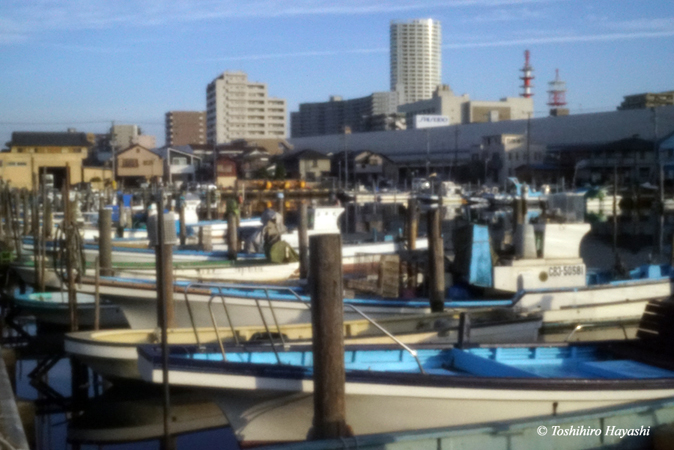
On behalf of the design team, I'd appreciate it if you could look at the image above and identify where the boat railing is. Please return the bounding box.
[181,283,425,373]
[181,282,308,362]
[343,304,426,374]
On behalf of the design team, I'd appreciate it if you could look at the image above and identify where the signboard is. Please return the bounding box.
[415,115,450,129]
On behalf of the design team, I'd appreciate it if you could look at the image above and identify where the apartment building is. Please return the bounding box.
[390,19,442,104]
[291,91,401,138]
[165,111,207,146]
[206,71,287,144]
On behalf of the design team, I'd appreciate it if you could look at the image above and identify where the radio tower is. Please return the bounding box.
[547,69,569,116]
[520,50,534,98]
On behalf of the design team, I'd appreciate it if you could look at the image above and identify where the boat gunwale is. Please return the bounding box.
[137,341,674,391]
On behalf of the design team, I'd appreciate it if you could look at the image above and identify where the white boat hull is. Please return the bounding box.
[139,363,674,445]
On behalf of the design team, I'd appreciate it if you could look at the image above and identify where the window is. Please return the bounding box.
[172,157,188,165]
[121,159,139,168]
[312,159,318,168]
[143,160,154,166]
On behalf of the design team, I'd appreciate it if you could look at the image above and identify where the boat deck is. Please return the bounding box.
[182,344,674,380]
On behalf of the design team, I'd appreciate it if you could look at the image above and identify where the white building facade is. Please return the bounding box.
[399,85,534,128]
[390,19,442,104]
[206,71,287,144]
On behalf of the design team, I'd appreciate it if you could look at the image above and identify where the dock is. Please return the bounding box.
[0,351,30,450]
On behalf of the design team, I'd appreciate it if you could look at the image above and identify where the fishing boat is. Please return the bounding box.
[9,288,128,329]
[137,336,674,445]
[416,181,465,206]
[481,178,548,207]
[13,231,425,287]
[450,218,673,332]
[65,309,540,380]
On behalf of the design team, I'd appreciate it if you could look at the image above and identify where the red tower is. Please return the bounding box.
[520,50,534,98]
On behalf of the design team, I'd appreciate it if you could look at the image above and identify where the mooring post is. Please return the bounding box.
[179,199,187,247]
[154,193,176,329]
[22,189,29,237]
[612,164,618,258]
[277,192,285,222]
[206,188,213,220]
[427,206,445,312]
[153,191,175,450]
[0,182,4,241]
[406,198,418,290]
[309,234,352,440]
[94,257,100,331]
[226,212,238,260]
[44,188,52,239]
[457,312,471,348]
[8,189,21,258]
[117,201,125,238]
[298,202,309,279]
[99,207,113,277]
[64,166,78,332]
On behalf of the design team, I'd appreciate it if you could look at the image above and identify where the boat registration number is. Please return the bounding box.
[548,265,584,277]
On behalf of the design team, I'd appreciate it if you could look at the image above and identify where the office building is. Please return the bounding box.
[399,85,533,128]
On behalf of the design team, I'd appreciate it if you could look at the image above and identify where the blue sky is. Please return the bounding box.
[1,0,673,147]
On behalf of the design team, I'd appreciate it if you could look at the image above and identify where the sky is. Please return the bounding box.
[1,0,673,147]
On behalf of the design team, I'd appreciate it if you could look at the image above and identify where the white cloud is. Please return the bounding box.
[443,29,674,48]
[0,0,572,44]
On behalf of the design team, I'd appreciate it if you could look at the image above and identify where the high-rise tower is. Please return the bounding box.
[390,19,441,104]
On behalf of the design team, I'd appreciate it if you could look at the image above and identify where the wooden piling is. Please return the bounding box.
[427,206,445,312]
[0,182,4,241]
[179,200,187,247]
[154,191,174,450]
[406,199,418,251]
[298,202,309,279]
[21,190,29,237]
[64,166,78,332]
[457,312,471,348]
[277,192,285,221]
[155,194,175,329]
[206,189,213,220]
[309,234,351,440]
[94,257,100,330]
[226,212,238,261]
[612,164,618,256]
[43,190,52,239]
[99,208,113,277]
[406,199,418,289]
